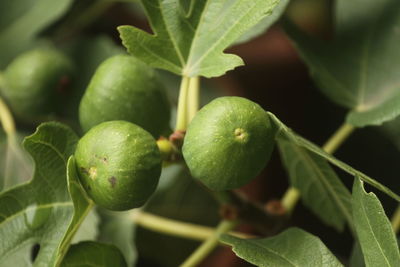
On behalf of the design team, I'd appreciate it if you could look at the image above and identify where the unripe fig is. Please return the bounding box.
[1,48,73,118]
[182,97,275,191]
[74,120,161,211]
[79,55,170,137]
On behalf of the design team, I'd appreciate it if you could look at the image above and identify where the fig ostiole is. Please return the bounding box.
[74,120,162,211]
[182,96,276,191]
[79,55,171,138]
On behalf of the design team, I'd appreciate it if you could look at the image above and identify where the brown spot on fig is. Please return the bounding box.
[108,176,117,188]
[80,167,89,175]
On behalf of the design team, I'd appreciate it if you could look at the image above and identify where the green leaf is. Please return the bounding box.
[98,210,137,267]
[60,241,127,267]
[71,209,99,244]
[0,123,85,266]
[0,0,73,68]
[221,227,343,267]
[277,135,353,231]
[269,112,400,202]
[118,0,280,78]
[56,157,94,266]
[349,241,365,267]
[284,1,400,127]
[0,132,33,191]
[234,0,290,45]
[352,179,400,267]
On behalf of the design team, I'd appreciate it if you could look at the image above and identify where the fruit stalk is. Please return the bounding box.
[187,76,200,123]
[180,220,238,267]
[391,206,400,233]
[132,210,252,241]
[175,76,190,131]
[0,96,16,138]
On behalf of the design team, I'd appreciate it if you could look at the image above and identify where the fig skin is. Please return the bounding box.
[74,120,161,211]
[182,97,275,191]
[1,48,73,118]
[79,55,170,137]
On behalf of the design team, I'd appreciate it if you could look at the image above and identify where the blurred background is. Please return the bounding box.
[0,0,399,266]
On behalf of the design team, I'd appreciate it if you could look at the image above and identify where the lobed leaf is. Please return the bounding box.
[221,227,343,267]
[118,0,280,78]
[277,135,353,232]
[285,0,400,127]
[0,123,91,266]
[233,0,290,45]
[352,179,400,267]
[0,133,33,191]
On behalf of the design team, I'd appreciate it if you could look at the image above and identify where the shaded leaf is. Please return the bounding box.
[98,210,137,267]
[0,0,73,68]
[0,132,33,191]
[285,0,400,127]
[352,179,400,267]
[269,112,400,202]
[349,241,365,267]
[71,209,99,244]
[277,135,352,231]
[221,227,343,267]
[118,0,280,78]
[60,241,127,267]
[56,157,94,265]
[0,123,88,266]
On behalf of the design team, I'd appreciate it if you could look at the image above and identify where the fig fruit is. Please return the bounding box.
[79,55,170,137]
[74,120,161,210]
[1,48,73,118]
[182,97,275,191]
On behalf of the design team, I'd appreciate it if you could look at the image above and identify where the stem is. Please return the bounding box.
[391,206,400,234]
[322,123,355,154]
[187,76,200,123]
[281,188,300,214]
[132,210,251,241]
[180,220,238,267]
[0,85,16,137]
[281,122,356,212]
[175,76,190,131]
[0,72,15,139]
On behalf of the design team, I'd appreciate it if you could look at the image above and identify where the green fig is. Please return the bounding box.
[79,55,170,137]
[182,97,275,191]
[1,48,73,118]
[74,120,161,211]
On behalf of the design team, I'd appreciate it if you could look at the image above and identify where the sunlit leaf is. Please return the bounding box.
[118,0,280,77]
